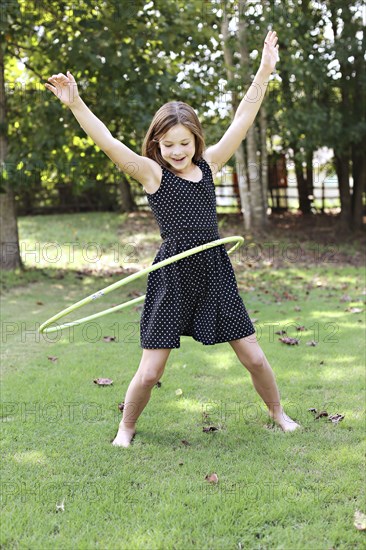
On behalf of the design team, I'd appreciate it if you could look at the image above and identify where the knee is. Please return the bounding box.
[138,365,163,388]
[245,352,265,373]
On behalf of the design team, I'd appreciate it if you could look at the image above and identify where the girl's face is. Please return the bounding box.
[158,124,196,171]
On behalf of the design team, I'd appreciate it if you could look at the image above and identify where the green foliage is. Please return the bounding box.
[4,0,222,210]
[3,1,365,212]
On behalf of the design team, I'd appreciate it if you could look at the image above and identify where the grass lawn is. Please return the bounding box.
[1,212,365,549]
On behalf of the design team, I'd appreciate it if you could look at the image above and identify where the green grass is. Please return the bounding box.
[1,213,365,549]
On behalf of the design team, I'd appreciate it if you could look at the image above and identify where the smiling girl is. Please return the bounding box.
[45,30,300,447]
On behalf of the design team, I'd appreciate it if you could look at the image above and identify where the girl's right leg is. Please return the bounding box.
[112,347,172,447]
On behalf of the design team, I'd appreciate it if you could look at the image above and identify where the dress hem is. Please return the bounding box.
[140,328,256,349]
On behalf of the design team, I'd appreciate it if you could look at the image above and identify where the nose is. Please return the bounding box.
[171,147,183,158]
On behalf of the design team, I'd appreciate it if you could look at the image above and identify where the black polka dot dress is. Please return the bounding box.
[140,157,255,349]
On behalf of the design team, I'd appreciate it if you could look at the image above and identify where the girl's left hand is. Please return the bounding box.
[259,30,280,74]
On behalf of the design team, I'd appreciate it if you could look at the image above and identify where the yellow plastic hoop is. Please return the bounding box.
[39,235,244,334]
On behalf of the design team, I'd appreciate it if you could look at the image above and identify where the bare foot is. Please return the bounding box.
[112,425,136,448]
[269,409,301,432]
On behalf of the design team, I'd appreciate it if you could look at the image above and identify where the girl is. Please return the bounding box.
[45,30,300,447]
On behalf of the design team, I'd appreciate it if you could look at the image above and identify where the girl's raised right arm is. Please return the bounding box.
[45,71,158,187]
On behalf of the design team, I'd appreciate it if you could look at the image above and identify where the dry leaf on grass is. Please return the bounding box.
[93,378,113,386]
[279,337,299,345]
[48,356,58,362]
[103,336,116,342]
[202,426,219,432]
[315,410,328,419]
[309,409,345,423]
[354,510,366,531]
[340,295,352,302]
[56,499,65,512]
[328,413,345,424]
[205,473,219,484]
[175,388,183,396]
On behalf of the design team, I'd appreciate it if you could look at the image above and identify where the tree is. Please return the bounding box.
[1,0,22,270]
[326,0,365,231]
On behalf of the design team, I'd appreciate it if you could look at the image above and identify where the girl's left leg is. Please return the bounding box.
[228,334,301,432]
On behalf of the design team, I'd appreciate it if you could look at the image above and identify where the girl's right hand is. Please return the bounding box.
[44,71,80,107]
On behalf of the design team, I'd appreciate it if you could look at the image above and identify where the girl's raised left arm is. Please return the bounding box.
[204,30,279,170]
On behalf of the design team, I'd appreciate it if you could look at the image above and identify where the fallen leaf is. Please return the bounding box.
[283,291,297,300]
[203,426,219,432]
[36,301,44,305]
[127,290,144,297]
[345,307,363,313]
[308,408,317,413]
[181,439,190,446]
[294,306,302,311]
[118,402,124,412]
[93,378,113,386]
[328,413,345,424]
[175,388,183,396]
[315,410,328,420]
[340,294,352,302]
[279,337,299,345]
[354,510,366,531]
[179,462,184,466]
[56,499,65,512]
[205,473,219,484]
[306,340,318,346]
[155,381,162,388]
[48,356,58,362]
[296,326,306,331]
[103,336,116,342]
[275,330,287,335]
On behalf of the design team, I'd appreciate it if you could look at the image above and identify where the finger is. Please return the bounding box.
[67,70,76,82]
[44,83,57,94]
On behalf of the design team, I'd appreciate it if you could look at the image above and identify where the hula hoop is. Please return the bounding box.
[39,235,244,334]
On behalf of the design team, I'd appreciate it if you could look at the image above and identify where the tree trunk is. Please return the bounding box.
[306,149,314,213]
[221,12,249,227]
[238,11,267,230]
[351,143,366,230]
[247,125,264,228]
[118,174,136,213]
[334,150,352,231]
[235,144,251,230]
[259,106,269,227]
[293,146,312,214]
[0,44,22,270]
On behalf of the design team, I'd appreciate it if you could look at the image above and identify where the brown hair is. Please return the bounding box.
[141,101,205,168]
